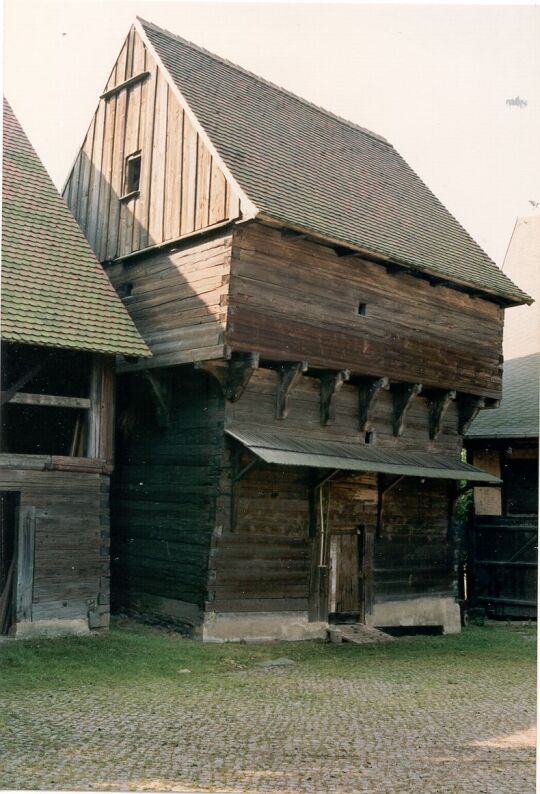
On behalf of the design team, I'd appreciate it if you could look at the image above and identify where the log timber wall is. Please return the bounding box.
[227,223,504,399]
[104,232,233,371]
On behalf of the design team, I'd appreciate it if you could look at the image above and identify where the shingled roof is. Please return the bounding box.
[466,353,540,439]
[138,17,530,306]
[2,99,150,357]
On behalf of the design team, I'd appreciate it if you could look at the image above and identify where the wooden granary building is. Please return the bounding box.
[0,99,149,637]
[63,19,531,641]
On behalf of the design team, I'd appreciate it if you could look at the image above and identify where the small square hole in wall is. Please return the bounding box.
[117,282,133,299]
[124,152,141,195]
[365,431,375,444]
[357,302,367,316]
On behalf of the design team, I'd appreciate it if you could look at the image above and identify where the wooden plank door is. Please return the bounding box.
[329,527,364,623]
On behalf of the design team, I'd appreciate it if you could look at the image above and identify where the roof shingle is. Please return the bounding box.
[466,352,539,439]
[1,98,150,358]
[139,17,530,305]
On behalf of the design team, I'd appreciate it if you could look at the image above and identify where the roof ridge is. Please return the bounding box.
[137,16,389,146]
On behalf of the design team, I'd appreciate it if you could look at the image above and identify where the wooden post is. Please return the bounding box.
[87,356,103,458]
[87,355,115,462]
[13,506,36,625]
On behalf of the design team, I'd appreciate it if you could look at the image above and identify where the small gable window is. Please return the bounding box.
[124,152,141,197]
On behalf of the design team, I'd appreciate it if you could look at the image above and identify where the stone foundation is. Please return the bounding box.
[202,611,328,643]
[10,619,91,639]
[366,596,461,635]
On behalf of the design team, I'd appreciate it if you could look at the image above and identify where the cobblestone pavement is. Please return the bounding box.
[0,624,536,793]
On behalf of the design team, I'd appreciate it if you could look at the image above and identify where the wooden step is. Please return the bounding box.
[328,623,395,645]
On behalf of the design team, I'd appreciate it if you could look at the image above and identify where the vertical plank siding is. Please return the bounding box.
[63,26,241,261]
[0,468,110,628]
[227,224,504,398]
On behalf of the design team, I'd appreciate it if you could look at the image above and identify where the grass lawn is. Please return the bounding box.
[0,619,536,793]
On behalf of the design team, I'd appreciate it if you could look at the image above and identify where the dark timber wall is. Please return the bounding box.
[376,478,453,604]
[111,366,225,628]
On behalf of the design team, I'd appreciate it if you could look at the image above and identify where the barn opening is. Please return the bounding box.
[0,491,20,635]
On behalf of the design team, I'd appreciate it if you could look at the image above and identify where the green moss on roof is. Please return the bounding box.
[1,98,150,358]
[139,17,530,305]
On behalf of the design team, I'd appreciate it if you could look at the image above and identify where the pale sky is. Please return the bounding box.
[4,1,540,267]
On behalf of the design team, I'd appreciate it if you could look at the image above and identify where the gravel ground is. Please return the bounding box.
[0,622,536,793]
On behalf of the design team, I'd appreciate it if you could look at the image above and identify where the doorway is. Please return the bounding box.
[0,492,19,634]
[328,525,365,623]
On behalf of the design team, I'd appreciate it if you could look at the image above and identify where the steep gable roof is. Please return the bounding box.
[466,352,540,439]
[1,98,150,358]
[138,17,530,306]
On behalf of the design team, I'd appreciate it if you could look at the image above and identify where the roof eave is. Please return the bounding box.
[255,212,534,307]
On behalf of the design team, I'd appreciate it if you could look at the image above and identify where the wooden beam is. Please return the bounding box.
[320,370,350,426]
[225,353,259,402]
[8,393,91,409]
[0,360,46,406]
[358,376,390,432]
[276,362,307,419]
[428,390,456,440]
[142,371,172,428]
[392,383,422,436]
[100,71,150,100]
[458,395,486,434]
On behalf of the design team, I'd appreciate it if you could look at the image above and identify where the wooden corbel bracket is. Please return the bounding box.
[320,370,350,426]
[428,390,457,440]
[358,376,390,432]
[276,361,308,419]
[142,371,172,428]
[392,383,422,437]
[458,395,487,435]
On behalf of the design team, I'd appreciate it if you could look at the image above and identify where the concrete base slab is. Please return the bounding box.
[365,596,461,635]
[202,611,328,643]
[10,619,91,639]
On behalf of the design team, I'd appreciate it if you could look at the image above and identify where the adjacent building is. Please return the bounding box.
[62,19,530,641]
[465,216,539,619]
[0,99,149,637]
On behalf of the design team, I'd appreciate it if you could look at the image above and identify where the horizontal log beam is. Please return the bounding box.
[7,392,90,409]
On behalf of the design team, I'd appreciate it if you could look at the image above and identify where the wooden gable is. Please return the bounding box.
[63,26,242,262]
